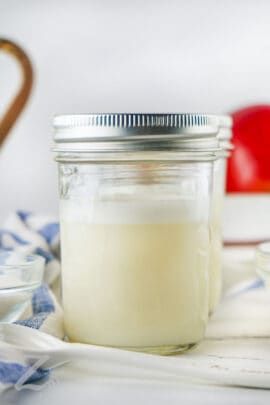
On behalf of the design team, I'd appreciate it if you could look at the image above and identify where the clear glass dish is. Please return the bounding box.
[255,242,270,286]
[0,252,45,322]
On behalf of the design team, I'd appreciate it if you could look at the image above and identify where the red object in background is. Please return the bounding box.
[227,105,270,192]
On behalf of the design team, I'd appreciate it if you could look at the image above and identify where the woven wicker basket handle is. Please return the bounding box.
[0,38,33,146]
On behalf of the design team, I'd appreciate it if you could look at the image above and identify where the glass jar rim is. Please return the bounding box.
[255,241,270,282]
[53,149,221,163]
[256,241,270,262]
[0,251,45,270]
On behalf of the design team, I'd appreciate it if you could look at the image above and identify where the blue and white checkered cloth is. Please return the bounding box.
[0,211,64,387]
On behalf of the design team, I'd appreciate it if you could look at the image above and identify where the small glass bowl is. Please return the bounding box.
[255,242,270,286]
[0,251,45,322]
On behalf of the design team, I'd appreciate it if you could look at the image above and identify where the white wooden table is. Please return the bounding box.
[1,363,270,405]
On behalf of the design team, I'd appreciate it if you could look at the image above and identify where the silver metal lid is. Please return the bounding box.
[53,113,221,156]
[54,113,219,139]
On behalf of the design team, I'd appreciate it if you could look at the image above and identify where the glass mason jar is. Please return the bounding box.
[209,115,233,314]
[53,113,220,354]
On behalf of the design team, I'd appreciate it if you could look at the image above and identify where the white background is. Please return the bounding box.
[1,0,270,222]
[1,3,270,402]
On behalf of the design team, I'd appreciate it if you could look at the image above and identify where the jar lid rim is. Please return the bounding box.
[54,113,220,133]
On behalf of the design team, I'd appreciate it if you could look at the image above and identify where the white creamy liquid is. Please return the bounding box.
[209,159,226,314]
[209,220,222,313]
[60,199,210,349]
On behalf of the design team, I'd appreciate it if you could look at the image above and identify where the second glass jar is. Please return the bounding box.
[209,115,233,314]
